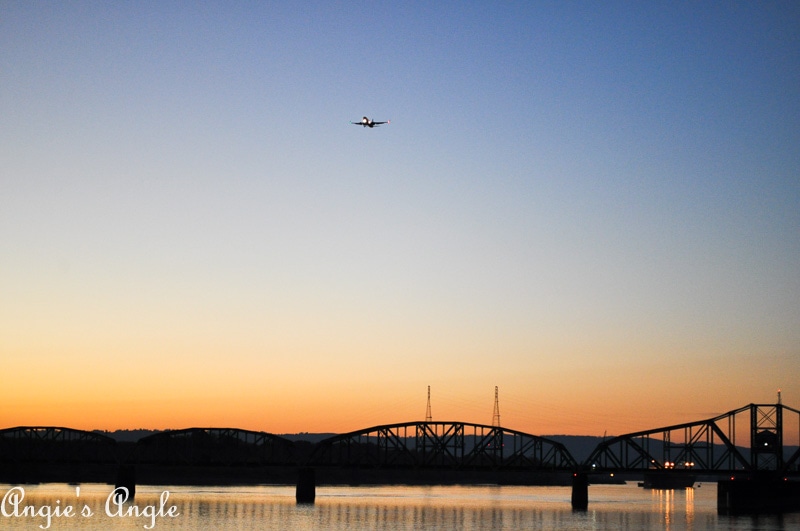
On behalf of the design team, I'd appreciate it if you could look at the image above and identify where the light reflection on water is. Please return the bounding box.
[1,482,798,530]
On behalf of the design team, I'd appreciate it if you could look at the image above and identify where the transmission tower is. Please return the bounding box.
[425,385,432,422]
[492,386,501,427]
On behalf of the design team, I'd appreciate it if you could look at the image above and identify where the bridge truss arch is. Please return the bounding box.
[135,428,295,466]
[0,426,117,464]
[308,421,577,471]
[584,403,800,475]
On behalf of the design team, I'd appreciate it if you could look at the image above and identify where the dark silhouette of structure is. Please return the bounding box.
[425,386,432,423]
[303,420,575,488]
[1,402,799,512]
[0,426,117,484]
[492,386,501,427]
[135,428,295,466]
[585,403,799,475]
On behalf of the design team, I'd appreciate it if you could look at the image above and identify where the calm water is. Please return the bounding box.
[2,482,799,530]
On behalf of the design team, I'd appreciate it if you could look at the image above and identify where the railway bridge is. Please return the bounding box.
[1,402,798,512]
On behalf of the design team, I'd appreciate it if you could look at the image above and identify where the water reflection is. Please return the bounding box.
[307,500,577,530]
[659,488,673,526]
[651,486,699,530]
[685,485,695,527]
[1,483,798,530]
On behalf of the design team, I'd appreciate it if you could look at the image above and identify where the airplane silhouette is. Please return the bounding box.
[351,116,390,128]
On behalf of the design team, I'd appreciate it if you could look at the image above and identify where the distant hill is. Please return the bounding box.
[95,429,161,442]
[545,435,607,463]
[279,432,338,444]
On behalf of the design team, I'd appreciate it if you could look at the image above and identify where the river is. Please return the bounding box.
[2,482,798,530]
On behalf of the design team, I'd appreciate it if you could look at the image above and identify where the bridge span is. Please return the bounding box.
[308,420,577,470]
[301,421,577,493]
[2,402,799,511]
[585,402,800,476]
[575,402,800,512]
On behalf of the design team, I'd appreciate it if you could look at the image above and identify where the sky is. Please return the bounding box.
[1,1,799,439]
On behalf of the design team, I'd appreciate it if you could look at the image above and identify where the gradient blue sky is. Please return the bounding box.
[1,1,798,435]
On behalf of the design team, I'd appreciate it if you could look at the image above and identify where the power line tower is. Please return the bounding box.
[492,386,501,427]
[425,385,432,423]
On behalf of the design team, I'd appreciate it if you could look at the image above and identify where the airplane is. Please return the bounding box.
[351,116,390,128]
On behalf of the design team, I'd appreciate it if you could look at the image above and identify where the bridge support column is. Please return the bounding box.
[115,465,136,500]
[718,476,800,514]
[571,472,588,511]
[296,468,316,504]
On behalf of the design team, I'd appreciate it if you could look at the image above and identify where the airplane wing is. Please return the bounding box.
[349,119,390,127]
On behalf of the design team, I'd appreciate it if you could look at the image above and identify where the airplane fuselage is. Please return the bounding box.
[352,116,389,128]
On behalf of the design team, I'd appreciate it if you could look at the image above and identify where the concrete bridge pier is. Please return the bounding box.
[571,472,589,511]
[718,476,800,514]
[296,468,316,504]
[115,464,136,500]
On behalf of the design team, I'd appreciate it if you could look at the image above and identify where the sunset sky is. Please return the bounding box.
[2,2,798,439]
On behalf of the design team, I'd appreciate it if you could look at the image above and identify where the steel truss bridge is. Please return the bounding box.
[134,428,296,466]
[1,403,798,481]
[306,421,577,471]
[585,403,800,476]
[0,426,117,465]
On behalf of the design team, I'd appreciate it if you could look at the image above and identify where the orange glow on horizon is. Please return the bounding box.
[3,380,798,446]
